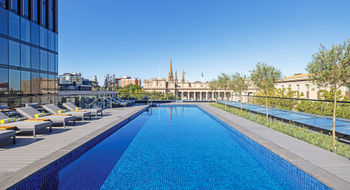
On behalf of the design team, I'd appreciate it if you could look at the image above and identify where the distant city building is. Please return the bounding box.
[143,59,256,100]
[0,0,59,106]
[115,76,141,88]
[276,73,350,99]
[59,73,92,91]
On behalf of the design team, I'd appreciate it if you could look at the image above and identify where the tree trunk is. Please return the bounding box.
[265,97,269,121]
[240,95,243,112]
[332,93,337,150]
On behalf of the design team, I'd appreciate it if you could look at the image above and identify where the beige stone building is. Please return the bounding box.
[143,60,256,101]
[275,73,350,99]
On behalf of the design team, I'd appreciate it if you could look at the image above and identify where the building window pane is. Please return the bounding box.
[9,69,20,94]
[0,68,9,95]
[41,0,46,26]
[20,17,30,42]
[49,0,53,30]
[48,74,54,93]
[31,22,39,46]
[31,72,40,94]
[48,30,54,51]
[32,0,38,22]
[54,33,58,52]
[40,73,47,94]
[48,52,54,72]
[21,44,30,68]
[40,50,47,71]
[9,40,20,67]
[54,54,57,73]
[9,12,20,39]
[40,26,47,48]
[10,0,17,13]
[21,71,31,94]
[0,7,8,35]
[31,47,39,69]
[22,0,29,17]
[0,37,8,65]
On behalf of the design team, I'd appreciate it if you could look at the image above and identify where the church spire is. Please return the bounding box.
[168,59,174,81]
[181,70,185,83]
[175,70,178,83]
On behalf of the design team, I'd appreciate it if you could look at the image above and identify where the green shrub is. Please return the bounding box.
[211,103,350,158]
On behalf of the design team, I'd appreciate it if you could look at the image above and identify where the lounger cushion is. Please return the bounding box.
[0,118,17,124]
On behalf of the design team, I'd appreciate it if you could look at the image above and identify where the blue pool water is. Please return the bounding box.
[58,106,330,189]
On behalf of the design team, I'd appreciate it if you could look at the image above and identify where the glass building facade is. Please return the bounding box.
[0,0,58,106]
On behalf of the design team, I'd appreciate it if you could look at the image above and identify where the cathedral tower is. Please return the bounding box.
[168,59,174,82]
[181,70,185,83]
[175,70,178,83]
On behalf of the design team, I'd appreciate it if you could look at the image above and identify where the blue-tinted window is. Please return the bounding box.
[0,7,8,35]
[0,37,8,65]
[0,67,9,95]
[49,0,53,30]
[9,40,20,67]
[48,30,54,50]
[9,11,20,39]
[10,0,17,13]
[31,72,40,94]
[48,52,54,72]
[40,50,47,71]
[22,0,29,17]
[9,69,20,94]
[40,73,47,94]
[21,44,30,68]
[31,47,39,69]
[21,71,31,94]
[32,0,38,22]
[41,0,46,26]
[54,33,58,52]
[40,26,47,48]
[54,54,57,73]
[31,22,39,46]
[20,17,30,42]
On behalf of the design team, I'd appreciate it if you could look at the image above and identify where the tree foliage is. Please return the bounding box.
[250,63,282,121]
[306,39,350,150]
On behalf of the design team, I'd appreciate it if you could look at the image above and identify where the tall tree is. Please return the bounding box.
[217,73,230,100]
[306,39,350,150]
[250,62,282,121]
[209,79,219,100]
[230,73,249,111]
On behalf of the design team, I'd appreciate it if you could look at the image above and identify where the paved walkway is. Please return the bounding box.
[0,105,147,187]
[200,104,350,190]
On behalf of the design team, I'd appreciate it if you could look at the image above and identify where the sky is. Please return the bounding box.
[58,0,350,84]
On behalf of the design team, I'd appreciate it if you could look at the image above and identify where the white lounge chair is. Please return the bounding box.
[17,107,76,128]
[63,102,103,116]
[43,104,91,121]
[0,112,52,138]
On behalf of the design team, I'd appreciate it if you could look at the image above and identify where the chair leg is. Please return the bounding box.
[33,129,36,139]
[13,135,16,144]
[50,126,52,133]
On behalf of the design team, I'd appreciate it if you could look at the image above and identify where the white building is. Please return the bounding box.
[275,73,350,99]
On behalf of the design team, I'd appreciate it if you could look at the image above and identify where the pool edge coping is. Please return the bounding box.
[197,103,350,190]
[0,105,149,190]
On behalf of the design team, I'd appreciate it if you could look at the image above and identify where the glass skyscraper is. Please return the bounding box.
[0,0,58,107]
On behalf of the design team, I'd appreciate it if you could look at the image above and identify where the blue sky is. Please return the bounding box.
[59,0,350,83]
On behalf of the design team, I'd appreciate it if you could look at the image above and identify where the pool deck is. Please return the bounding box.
[0,105,148,189]
[199,103,350,190]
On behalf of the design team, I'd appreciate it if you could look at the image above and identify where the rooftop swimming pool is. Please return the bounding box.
[57,105,329,189]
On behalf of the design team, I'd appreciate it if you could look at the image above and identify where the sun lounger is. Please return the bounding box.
[0,130,16,144]
[0,112,51,138]
[63,102,103,116]
[43,104,91,121]
[16,107,76,127]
